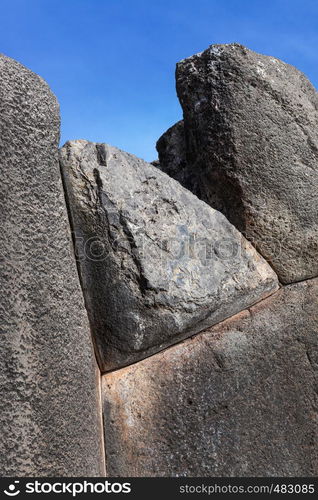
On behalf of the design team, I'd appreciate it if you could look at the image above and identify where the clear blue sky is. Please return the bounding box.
[1,0,317,161]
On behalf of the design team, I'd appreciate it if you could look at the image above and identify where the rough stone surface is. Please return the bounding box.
[60,140,278,371]
[0,55,105,476]
[160,43,318,284]
[103,278,318,477]
[156,120,188,184]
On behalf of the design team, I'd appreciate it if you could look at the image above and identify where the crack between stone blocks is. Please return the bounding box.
[283,274,318,286]
[59,157,104,372]
[97,370,107,477]
[246,239,318,288]
[102,283,283,375]
[59,157,107,476]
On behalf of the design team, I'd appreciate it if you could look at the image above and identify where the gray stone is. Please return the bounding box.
[103,277,318,477]
[155,120,189,185]
[150,159,160,168]
[0,55,105,476]
[60,140,278,371]
[161,44,318,284]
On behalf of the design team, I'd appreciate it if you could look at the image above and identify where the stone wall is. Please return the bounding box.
[0,44,317,476]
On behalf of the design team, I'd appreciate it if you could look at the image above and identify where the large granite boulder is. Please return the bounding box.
[0,55,105,476]
[103,277,318,477]
[157,44,318,285]
[60,140,278,371]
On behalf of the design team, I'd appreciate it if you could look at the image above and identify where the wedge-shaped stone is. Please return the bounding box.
[103,278,318,477]
[159,44,318,284]
[60,140,278,371]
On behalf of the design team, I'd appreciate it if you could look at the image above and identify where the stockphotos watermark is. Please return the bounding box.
[3,480,131,497]
[71,232,316,264]
[74,233,244,263]
[2,478,317,497]
[6,226,314,266]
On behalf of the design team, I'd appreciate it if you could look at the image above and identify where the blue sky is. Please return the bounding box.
[1,0,317,161]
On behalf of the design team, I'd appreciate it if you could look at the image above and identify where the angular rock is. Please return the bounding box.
[60,140,278,371]
[103,278,318,477]
[0,55,105,476]
[160,44,318,284]
[155,120,189,185]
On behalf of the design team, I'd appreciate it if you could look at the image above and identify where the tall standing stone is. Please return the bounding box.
[158,44,318,285]
[0,55,105,476]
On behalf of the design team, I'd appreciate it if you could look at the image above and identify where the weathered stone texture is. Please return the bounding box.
[103,278,318,477]
[60,140,278,371]
[0,55,105,476]
[158,44,318,284]
[156,120,188,183]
